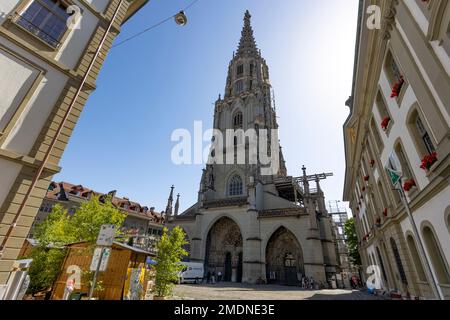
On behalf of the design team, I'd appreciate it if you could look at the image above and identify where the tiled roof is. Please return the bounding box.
[46,181,164,223]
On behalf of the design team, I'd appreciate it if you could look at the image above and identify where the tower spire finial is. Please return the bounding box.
[237,10,258,56]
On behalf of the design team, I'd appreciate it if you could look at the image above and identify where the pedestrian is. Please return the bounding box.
[217,271,222,282]
[211,271,216,284]
[207,271,211,284]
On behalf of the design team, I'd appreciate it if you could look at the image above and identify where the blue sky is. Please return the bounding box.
[55,0,359,213]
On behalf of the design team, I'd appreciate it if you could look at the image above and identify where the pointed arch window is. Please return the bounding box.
[233,111,243,129]
[228,175,243,196]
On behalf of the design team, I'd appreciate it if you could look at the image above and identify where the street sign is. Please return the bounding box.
[386,167,402,186]
[90,247,111,271]
[96,224,116,246]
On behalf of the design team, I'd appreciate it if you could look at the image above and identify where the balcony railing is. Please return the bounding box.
[12,13,61,48]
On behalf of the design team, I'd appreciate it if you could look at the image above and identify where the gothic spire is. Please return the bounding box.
[237,10,258,57]
[165,185,174,216]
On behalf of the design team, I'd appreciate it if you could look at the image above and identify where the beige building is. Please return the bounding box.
[0,0,148,293]
[343,0,450,299]
[169,11,340,286]
[28,181,164,252]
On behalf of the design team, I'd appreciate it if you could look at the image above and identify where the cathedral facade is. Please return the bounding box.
[168,11,338,286]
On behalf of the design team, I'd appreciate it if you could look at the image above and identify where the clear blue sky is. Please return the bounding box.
[55,0,359,213]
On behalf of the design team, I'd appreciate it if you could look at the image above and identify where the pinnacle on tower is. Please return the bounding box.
[174,193,180,215]
[165,185,174,216]
[237,10,259,56]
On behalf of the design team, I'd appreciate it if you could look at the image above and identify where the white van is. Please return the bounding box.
[179,262,204,284]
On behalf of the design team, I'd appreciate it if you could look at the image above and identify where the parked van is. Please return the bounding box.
[179,262,204,284]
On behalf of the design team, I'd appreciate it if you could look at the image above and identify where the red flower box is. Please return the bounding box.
[381,117,391,131]
[376,217,381,225]
[390,76,405,98]
[403,179,416,192]
[370,160,375,167]
[364,175,370,182]
[383,208,388,217]
[420,152,438,171]
[362,187,366,192]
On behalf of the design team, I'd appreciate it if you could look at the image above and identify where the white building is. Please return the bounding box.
[0,0,148,292]
[343,0,450,299]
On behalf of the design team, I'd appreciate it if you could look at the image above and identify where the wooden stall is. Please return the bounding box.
[51,242,154,300]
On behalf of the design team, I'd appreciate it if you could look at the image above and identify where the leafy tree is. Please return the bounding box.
[27,196,126,295]
[344,218,362,266]
[152,227,187,298]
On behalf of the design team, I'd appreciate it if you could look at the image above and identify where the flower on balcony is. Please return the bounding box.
[364,175,370,182]
[420,152,438,171]
[390,76,405,98]
[383,208,388,217]
[376,217,381,225]
[370,160,375,167]
[381,117,391,131]
[403,179,416,192]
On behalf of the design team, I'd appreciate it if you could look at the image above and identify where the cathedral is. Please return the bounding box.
[167,11,338,286]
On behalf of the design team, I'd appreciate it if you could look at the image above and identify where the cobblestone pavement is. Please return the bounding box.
[173,283,382,300]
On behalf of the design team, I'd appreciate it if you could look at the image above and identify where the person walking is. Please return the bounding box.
[211,271,216,284]
[217,271,222,282]
[207,271,211,284]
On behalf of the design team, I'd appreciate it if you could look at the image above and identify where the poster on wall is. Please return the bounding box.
[123,268,146,300]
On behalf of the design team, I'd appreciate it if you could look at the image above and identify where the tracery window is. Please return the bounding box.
[228,175,243,196]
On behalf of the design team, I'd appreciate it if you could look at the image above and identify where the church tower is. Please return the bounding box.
[170,11,338,286]
[199,10,287,206]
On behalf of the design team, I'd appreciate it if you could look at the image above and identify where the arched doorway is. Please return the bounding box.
[266,227,304,285]
[181,230,191,262]
[205,217,243,282]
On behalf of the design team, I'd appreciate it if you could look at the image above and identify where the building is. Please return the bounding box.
[28,181,164,253]
[343,0,449,299]
[169,11,339,286]
[0,0,149,289]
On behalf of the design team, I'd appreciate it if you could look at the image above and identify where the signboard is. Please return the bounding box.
[90,247,111,271]
[96,224,116,246]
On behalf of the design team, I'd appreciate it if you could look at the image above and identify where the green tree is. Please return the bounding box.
[28,196,126,295]
[152,226,187,298]
[344,218,362,266]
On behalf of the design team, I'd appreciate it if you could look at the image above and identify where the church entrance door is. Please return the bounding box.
[266,227,304,286]
[236,252,243,283]
[224,252,232,282]
[205,217,243,283]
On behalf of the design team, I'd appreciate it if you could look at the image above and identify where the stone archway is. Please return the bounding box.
[266,227,304,286]
[205,217,243,282]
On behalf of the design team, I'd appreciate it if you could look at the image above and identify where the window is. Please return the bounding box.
[249,63,254,77]
[422,225,450,284]
[415,116,435,155]
[394,142,414,181]
[235,80,244,94]
[376,247,389,283]
[406,235,427,282]
[236,64,244,77]
[233,112,243,129]
[376,91,390,120]
[14,0,72,48]
[408,108,436,158]
[228,175,243,196]
[370,117,384,153]
[390,238,408,284]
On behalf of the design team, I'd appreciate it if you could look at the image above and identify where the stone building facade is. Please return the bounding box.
[0,0,149,289]
[169,11,339,286]
[343,0,450,299]
[28,181,164,253]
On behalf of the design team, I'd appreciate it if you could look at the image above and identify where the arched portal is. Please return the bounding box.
[266,227,304,285]
[205,217,243,282]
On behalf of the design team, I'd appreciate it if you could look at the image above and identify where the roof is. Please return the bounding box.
[45,181,164,224]
[123,0,149,25]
